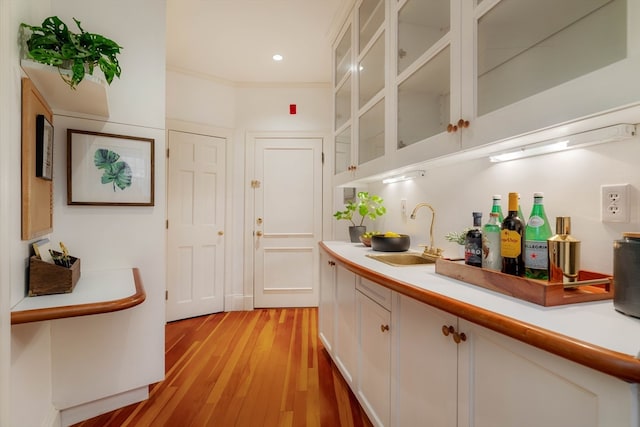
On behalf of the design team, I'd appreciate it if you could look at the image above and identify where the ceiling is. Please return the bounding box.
[166,0,351,85]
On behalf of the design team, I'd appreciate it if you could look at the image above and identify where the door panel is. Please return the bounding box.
[253,137,322,308]
[167,130,225,321]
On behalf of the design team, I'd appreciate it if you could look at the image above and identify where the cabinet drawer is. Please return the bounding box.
[356,277,392,311]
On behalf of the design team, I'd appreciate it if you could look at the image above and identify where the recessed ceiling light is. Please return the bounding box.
[272,54,283,61]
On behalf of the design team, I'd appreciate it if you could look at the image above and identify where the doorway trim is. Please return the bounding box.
[165,119,235,315]
[243,131,332,310]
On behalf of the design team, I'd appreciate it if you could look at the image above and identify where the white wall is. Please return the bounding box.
[6,0,167,425]
[166,73,332,307]
[355,136,640,275]
[3,1,56,425]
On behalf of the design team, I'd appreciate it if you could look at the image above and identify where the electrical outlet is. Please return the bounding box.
[601,184,630,223]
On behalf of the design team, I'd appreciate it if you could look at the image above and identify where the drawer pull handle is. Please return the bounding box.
[380,324,390,332]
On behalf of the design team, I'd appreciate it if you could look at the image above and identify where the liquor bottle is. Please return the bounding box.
[464,212,483,267]
[518,194,525,223]
[501,192,525,276]
[524,192,552,279]
[491,195,504,222]
[482,212,502,271]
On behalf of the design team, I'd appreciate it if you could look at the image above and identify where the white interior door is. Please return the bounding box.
[166,130,226,321]
[252,137,323,308]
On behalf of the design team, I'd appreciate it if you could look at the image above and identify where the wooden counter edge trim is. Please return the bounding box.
[11,268,146,325]
[320,243,640,383]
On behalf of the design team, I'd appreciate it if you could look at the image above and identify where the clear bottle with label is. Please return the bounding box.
[491,195,504,223]
[501,192,525,276]
[524,192,552,279]
[465,212,482,267]
[482,212,502,271]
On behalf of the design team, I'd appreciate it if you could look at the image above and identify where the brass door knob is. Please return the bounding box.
[380,324,390,332]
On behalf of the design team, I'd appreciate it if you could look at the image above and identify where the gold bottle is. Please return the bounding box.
[548,217,581,283]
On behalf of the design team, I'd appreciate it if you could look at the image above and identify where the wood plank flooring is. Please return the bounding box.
[73,308,373,427]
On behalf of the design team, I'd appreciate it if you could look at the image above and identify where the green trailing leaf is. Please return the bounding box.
[21,16,122,89]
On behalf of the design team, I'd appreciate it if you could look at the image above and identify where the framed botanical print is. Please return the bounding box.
[67,129,155,206]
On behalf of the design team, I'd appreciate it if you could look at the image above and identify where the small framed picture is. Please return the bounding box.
[35,114,54,180]
[67,129,155,206]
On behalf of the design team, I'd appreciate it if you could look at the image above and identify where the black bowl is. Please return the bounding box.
[371,234,410,252]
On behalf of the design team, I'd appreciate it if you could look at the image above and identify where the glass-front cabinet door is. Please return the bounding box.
[470,0,639,148]
[334,25,352,175]
[393,0,463,167]
[332,0,387,183]
[357,0,386,172]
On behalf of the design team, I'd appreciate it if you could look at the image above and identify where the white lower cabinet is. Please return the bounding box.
[393,294,458,427]
[393,294,638,427]
[335,264,357,385]
[457,319,638,427]
[318,252,336,354]
[356,282,392,427]
[320,266,639,427]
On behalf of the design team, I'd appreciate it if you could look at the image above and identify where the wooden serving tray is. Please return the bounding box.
[435,258,613,307]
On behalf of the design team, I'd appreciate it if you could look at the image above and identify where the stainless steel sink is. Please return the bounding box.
[366,253,436,266]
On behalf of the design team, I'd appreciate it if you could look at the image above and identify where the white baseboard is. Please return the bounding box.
[60,386,148,427]
[225,294,252,311]
[42,405,61,427]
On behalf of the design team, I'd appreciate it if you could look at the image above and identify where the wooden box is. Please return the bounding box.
[435,258,613,307]
[28,254,81,296]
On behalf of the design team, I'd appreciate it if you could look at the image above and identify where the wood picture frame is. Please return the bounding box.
[67,129,155,206]
[35,114,54,180]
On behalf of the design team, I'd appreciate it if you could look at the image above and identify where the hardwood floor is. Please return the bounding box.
[73,308,373,427]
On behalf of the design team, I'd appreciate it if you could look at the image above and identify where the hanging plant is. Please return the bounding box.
[21,16,123,89]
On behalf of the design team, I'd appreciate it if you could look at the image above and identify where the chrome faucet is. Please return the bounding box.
[410,203,444,260]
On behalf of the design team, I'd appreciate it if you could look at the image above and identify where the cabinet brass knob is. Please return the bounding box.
[452,331,467,344]
[447,124,458,133]
[218,231,224,236]
[380,324,390,332]
[457,119,470,129]
[256,231,263,237]
[328,260,335,266]
[442,325,454,336]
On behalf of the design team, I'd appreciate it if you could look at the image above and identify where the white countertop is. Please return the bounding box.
[322,241,640,360]
[11,268,145,324]
[12,269,136,311]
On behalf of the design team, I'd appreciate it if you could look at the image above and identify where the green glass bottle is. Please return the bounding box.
[524,192,552,279]
[491,195,504,223]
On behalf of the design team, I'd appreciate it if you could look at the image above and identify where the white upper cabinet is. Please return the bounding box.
[393,0,462,168]
[333,0,389,184]
[332,0,640,184]
[470,0,637,147]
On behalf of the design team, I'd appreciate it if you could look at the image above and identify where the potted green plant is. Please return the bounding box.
[334,191,386,243]
[21,16,123,89]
